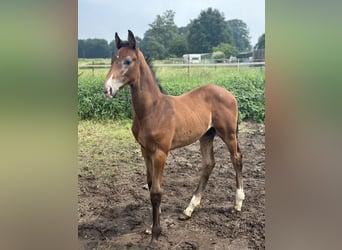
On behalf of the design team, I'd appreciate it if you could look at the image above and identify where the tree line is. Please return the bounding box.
[78,8,265,60]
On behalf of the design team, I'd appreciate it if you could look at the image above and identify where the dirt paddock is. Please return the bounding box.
[78,121,265,249]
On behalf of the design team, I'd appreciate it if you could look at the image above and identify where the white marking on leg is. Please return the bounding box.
[234,188,245,211]
[183,194,201,217]
[144,224,152,235]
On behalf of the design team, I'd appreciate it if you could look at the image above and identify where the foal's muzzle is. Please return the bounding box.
[103,86,116,99]
[103,87,113,98]
[103,75,123,99]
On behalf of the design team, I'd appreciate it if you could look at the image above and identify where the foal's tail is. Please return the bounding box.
[236,119,242,155]
[236,112,240,139]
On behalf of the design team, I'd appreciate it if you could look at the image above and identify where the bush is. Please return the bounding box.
[78,67,264,122]
[212,51,225,63]
[217,74,265,122]
[213,43,239,58]
[78,75,132,120]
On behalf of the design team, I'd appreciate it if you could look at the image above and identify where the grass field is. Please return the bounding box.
[78,59,265,121]
[78,120,142,178]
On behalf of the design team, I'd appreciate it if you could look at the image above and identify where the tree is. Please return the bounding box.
[227,19,251,52]
[168,35,188,57]
[108,40,116,57]
[78,40,86,58]
[187,8,232,53]
[213,43,238,58]
[84,39,110,58]
[178,26,189,36]
[134,36,143,47]
[141,10,179,59]
[141,34,166,59]
[254,33,265,49]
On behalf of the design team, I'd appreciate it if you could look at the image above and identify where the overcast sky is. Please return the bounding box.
[78,0,264,46]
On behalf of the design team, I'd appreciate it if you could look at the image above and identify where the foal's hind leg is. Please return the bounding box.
[141,147,152,190]
[222,132,245,211]
[180,128,216,219]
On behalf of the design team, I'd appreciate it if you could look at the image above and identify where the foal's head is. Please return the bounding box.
[103,30,140,98]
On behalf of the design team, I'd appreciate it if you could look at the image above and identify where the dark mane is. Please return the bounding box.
[144,55,167,95]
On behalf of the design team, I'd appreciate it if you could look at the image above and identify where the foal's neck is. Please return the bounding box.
[130,53,163,119]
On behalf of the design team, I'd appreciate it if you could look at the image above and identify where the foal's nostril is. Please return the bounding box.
[103,86,113,96]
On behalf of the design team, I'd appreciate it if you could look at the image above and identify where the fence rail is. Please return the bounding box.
[78,61,265,77]
[78,61,265,69]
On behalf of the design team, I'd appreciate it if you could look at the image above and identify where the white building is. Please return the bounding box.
[182,54,202,64]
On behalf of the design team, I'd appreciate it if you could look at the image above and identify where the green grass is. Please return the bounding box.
[78,63,265,122]
[78,120,142,178]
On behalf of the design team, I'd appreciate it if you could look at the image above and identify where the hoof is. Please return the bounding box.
[234,205,242,211]
[146,239,158,249]
[234,201,243,211]
[234,198,243,211]
[178,213,191,221]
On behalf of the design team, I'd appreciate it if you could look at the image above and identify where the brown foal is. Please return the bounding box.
[103,30,244,246]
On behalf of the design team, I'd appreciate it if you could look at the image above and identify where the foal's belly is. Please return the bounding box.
[170,121,211,150]
[170,104,212,149]
[171,132,200,150]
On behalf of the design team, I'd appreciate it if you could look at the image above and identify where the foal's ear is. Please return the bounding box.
[115,32,122,49]
[127,30,136,49]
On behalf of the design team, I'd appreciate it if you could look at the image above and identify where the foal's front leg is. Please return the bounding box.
[149,149,167,245]
[142,147,163,236]
[141,147,154,235]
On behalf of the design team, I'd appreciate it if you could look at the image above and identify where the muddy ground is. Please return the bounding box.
[78,121,265,249]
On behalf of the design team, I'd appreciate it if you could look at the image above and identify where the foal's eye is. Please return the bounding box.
[123,58,132,66]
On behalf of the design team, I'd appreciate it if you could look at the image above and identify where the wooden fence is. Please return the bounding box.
[79,61,265,76]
